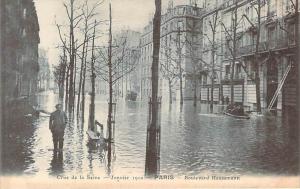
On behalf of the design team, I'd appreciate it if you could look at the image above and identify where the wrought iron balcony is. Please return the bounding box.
[235,73,244,80]
[237,37,294,57]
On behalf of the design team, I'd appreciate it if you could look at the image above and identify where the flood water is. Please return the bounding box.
[1,91,299,177]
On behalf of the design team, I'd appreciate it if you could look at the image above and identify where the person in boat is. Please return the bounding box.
[49,104,68,152]
[227,103,245,116]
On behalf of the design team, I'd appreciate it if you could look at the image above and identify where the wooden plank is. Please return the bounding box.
[224,112,250,119]
[86,129,100,140]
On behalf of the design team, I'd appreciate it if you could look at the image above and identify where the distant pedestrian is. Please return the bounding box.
[49,104,67,152]
[225,96,229,105]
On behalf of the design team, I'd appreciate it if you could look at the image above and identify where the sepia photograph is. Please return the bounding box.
[0,0,300,188]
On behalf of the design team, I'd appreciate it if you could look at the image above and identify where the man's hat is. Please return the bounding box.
[55,103,62,108]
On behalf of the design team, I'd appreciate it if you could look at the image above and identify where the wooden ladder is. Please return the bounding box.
[267,63,292,110]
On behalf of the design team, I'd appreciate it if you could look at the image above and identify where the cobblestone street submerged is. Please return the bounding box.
[1,91,299,177]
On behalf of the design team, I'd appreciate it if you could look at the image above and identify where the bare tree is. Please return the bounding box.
[219,0,280,113]
[184,12,203,107]
[56,0,84,113]
[160,19,221,107]
[107,4,113,174]
[151,0,162,142]
[93,35,140,90]
[244,0,266,113]
[80,4,140,172]
[53,48,67,102]
[220,0,240,104]
[202,9,220,112]
[161,26,187,106]
[160,37,179,104]
[176,27,184,105]
[76,0,102,119]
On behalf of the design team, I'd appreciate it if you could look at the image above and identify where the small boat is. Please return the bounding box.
[87,129,102,140]
[224,112,250,119]
[125,91,137,101]
[86,120,105,146]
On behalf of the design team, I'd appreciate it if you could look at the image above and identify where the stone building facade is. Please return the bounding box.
[1,0,40,120]
[38,48,50,91]
[200,0,299,113]
[139,3,204,101]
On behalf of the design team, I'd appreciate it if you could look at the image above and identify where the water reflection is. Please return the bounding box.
[1,92,299,176]
[49,151,64,175]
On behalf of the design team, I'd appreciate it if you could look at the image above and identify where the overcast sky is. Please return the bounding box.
[34,0,194,65]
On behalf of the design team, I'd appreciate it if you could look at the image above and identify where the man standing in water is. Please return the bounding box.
[49,104,68,152]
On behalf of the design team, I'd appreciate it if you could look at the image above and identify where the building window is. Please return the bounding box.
[236,63,242,79]
[203,74,207,84]
[192,8,197,16]
[287,23,296,45]
[178,7,184,15]
[22,28,26,37]
[252,33,257,46]
[177,21,183,30]
[268,26,276,48]
[23,8,27,19]
[225,65,230,75]
[237,35,243,49]
[268,0,276,18]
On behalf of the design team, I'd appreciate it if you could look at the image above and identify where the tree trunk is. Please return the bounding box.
[193,78,197,107]
[209,11,219,112]
[81,40,88,123]
[230,1,238,104]
[73,47,77,115]
[296,0,300,125]
[68,0,75,113]
[88,20,96,132]
[145,0,161,178]
[210,78,214,111]
[210,45,215,112]
[107,5,113,174]
[178,28,183,105]
[255,56,261,113]
[77,35,87,117]
[207,87,209,103]
[59,66,66,103]
[179,69,183,105]
[59,84,64,102]
[168,79,172,104]
[121,58,124,97]
[219,57,223,103]
[255,2,262,113]
[60,49,67,103]
[65,67,69,111]
[199,77,202,103]
[68,54,74,113]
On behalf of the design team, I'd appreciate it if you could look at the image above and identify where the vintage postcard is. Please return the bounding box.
[1,0,299,188]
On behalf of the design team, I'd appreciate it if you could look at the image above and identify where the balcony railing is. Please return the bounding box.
[235,73,244,80]
[222,73,244,81]
[238,45,255,56]
[237,38,293,56]
[249,72,256,80]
